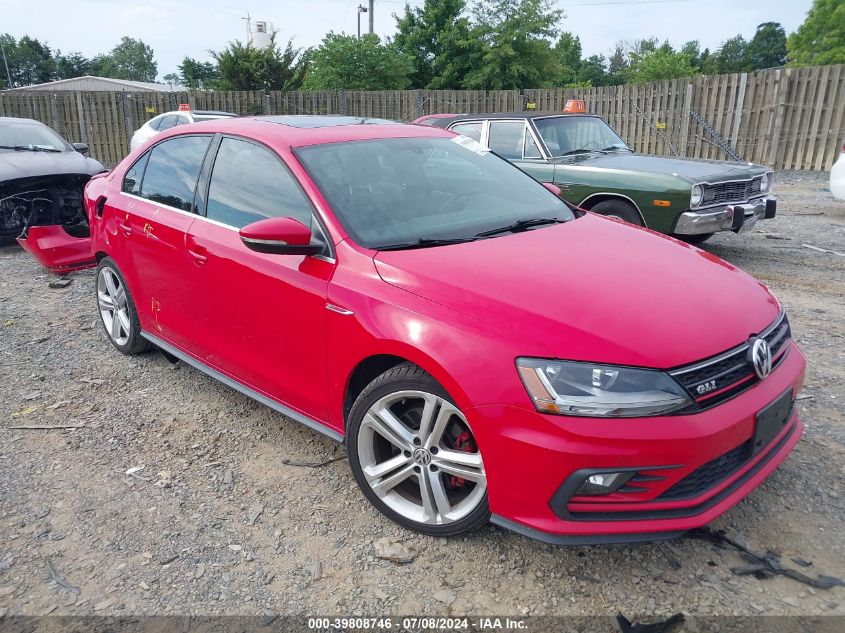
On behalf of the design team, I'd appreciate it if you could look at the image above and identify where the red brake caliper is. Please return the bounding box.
[449,431,476,488]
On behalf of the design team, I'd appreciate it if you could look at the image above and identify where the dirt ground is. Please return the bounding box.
[0,171,843,622]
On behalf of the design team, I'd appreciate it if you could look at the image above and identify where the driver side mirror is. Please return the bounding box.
[72,143,89,155]
[542,182,562,197]
[239,216,322,256]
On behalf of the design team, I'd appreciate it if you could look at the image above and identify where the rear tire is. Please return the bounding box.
[95,257,150,355]
[589,199,643,226]
[347,363,490,536]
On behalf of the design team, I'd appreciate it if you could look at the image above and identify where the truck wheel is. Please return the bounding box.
[589,200,643,226]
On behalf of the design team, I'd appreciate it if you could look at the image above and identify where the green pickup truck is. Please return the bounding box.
[414,112,776,243]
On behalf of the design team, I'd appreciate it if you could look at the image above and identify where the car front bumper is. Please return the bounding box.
[467,341,806,544]
[674,196,776,235]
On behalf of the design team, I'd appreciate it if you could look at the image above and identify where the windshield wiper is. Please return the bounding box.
[475,217,565,237]
[557,148,595,157]
[376,236,481,251]
[0,144,62,153]
[599,146,632,153]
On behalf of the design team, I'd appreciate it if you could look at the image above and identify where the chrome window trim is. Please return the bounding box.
[529,114,631,158]
[449,118,550,161]
[670,311,786,377]
[141,332,343,443]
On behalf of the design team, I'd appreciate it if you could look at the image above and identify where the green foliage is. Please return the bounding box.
[91,37,157,82]
[577,55,610,87]
[393,0,481,89]
[212,35,307,91]
[747,22,787,70]
[788,0,845,66]
[709,35,751,74]
[464,0,563,89]
[554,32,582,86]
[178,57,219,90]
[53,51,90,79]
[303,33,413,90]
[625,48,698,83]
[0,34,55,87]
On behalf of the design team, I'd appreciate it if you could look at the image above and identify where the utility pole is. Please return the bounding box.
[0,36,12,89]
[241,13,252,44]
[357,5,368,39]
[369,0,374,34]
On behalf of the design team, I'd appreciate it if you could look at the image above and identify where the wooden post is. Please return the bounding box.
[414,89,423,119]
[768,68,789,167]
[121,92,133,152]
[262,92,270,115]
[75,91,88,144]
[680,82,693,157]
[50,92,61,136]
[339,90,347,115]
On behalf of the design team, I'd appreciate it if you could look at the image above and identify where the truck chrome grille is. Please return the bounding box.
[702,177,763,205]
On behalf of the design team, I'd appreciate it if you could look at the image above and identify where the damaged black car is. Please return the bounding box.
[1,116,104,272]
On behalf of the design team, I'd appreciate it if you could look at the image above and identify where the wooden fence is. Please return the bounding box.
[2,64,843,171]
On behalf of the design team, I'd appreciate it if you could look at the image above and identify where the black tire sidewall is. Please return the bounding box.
[346,365,490,537]
[95,257,148,355]
[590,199,643,226]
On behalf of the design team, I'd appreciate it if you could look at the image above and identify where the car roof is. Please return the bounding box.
[153,110,238,118]
[422,112,598,127]
[0,116,47,126]
[148,115,454,149]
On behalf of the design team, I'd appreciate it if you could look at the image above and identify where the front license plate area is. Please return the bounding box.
[753,389,793,456]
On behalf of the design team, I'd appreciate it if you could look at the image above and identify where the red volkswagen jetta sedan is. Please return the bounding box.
[84,116,805,544]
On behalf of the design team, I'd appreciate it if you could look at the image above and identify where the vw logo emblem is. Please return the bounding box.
[412,448,431,466]
[749,337,772,379]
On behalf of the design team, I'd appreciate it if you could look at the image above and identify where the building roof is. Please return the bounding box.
[7,75,187,92]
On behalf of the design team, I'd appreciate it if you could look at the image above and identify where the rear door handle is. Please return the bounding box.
[187,248,208,265]
[117,221,132,237]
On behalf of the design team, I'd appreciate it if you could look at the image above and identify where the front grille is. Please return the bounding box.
[670,313,790,409]
[702,178,763,205]
[658,440,751,500]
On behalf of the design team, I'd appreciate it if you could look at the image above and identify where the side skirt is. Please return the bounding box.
[141,332,344,444]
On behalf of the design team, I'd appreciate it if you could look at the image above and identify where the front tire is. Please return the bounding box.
[347,363,489,536]
[96,257,150,355]
[589,199,643,226]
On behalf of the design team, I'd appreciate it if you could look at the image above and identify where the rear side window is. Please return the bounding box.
[157,115,178,131]
[488,121,526,160]
[140,136,211,211]
[206,137,314,229]
[176,115,190,126]
[450,122,483,143]
[147,116,164,131]
[122,151,150,195]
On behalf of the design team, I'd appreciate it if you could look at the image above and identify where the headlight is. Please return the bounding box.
[690,184,704,207]
[760,172,773,192]
[516,358,691,417]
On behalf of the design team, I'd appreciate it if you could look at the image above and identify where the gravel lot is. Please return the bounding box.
[0,170,843,622]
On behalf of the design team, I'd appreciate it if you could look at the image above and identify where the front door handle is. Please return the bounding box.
[187,248,208,265]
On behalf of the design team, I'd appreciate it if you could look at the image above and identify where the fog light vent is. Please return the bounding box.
[575,471,635,496]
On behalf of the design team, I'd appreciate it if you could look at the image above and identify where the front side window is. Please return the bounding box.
[140,135,211,211]
[450,122,483,143]
[296,136,573,249]
[122,151,150,195]
[487,121,527,160]
[534,116,629,157]
[206,137,314,229]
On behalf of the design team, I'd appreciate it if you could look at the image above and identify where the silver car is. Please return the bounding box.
[129,109,238,151]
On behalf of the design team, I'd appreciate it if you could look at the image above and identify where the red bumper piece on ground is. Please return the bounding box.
[17,226,95,274]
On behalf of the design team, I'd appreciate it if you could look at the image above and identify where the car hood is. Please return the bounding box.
[553,152,766,183]
[373,214,780,369]
[0,149,104,181]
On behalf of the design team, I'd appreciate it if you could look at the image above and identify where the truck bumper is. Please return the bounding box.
[674,196,776,235]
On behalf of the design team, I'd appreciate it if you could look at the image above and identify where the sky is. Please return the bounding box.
[1,0,815,80]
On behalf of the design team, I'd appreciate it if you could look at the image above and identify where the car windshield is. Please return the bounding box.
[296,136,574,249]
[0,122,70,152]
[533,116,629,158]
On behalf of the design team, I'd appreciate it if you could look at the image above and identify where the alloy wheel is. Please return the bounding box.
[97,266,131,346]
[357,390,486,526]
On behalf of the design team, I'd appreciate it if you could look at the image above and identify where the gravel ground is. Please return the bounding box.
[0,170,843,622]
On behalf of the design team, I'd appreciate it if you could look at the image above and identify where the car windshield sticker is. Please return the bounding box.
[451,134,489,156]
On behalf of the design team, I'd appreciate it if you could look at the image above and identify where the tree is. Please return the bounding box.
[0,34,55,87]
[303,33,412,90]
[747,22,787,70]
[213,35,307,91]
[607,44,627,85]
[92,37,157,81]
[465,0,564,89]
[711,35,750,74]
[554,32,582,86]
[53,50,90,79]
[578,54,610,87]
[178,56,219,90]
[625,48,698,83]
[681,40,711,71]
[788,0,845,66]
[393,0,481,89]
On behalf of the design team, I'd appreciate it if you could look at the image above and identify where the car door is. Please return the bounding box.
[185,135,334,420]
[117,134,213,351]
[485,119,551,182]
